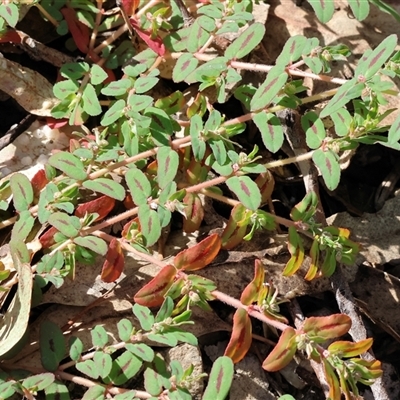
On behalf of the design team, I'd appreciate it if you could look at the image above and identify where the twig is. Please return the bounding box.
[0,114,37,152]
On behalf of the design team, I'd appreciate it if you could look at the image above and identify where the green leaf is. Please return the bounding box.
[319,79,364,118]
[76,360,99,380]
[134,76,159,94]
[155,296,174,323]
[330,108,352,137]
[0,381,16,399]
[138,205,162,246]
[128,94,153,111]
[144,354,170,395]
[202,356,234,400]
[147,332,177,346]
[190,114,205,160]
[82,385,105,399]
[347,0,370,21]
[69,337,84,361]
[301,111,326,149]
[276,35,308,66]
[93,351,113,379]
[132,303,154,331]
[114,391,138,400]
[101,99,125,126]
[73,236,108,256]
[91,325,109,348]
[11,210,34,243]
[61,62,89,80]
[307,0,335,23]
[125,167,151,206]
[304,56,323,74]
[53,80,79,100]
[48,212,81,237]
[250,67,288,111]
[44,381,70,400]
[40,321,66,372]
[90,64,108,85]
[225,22,265,60]
[83,178,125,201]
[101,78,131,96]
[253,111,284,153]
[173,53,199,83]
[187,19,208,52]
[145,107,173,146]
[0,254,32,358]
[363,34,398,79]
[10,173,34,212]
[109,352,143,385]
[388,111,400,145]
[226,176,261,211]
[0,3,18,27]
[157,147,179,189]
[117,318,133,342]
[312,149,341,191]
[48,151,88,181]
[82,83,102,116]
[22,373,55,392]
[126,343,155,362]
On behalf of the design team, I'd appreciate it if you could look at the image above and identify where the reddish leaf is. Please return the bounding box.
[262,327,297,372]
[221,204,250,250]
[31,169,48,198]
[0,29,21,43]
[123,193,136,209]
[120,0,139,16]
[224,308,252,364]
[121,217,140,241]
[240,259,265,305]
[328,338,373,358]
[182,193,204,233]
[61,7,90,54]
[101,239,125,282]
[129,18,165,56]
[39,226,58,249]
[322,358,341,400]
[301,314,351,340]
[255,171,275,204]
[134,264,177,307]
[75,196,115,221]
[174,233,221,271]
[46,117,68,129]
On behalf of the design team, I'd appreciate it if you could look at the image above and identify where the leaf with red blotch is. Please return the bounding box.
[224,308,252,363]
[31,169,48,198]
[61,7,89,54]
[101,238,125,282]
[182,192,204,233]
[134,264,177,307]
[119,0,140,16]
[240,259,265,305]
[40,226,58,249]
[174,233,221,271]
[75,196,115,221]
[301,314,351,341]
[129,18,165,56]
[262,327,297,372]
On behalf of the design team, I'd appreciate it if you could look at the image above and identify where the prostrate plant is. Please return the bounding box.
[1,0,400,399]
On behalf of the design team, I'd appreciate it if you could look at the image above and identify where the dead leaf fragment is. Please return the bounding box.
[0,55,58,116]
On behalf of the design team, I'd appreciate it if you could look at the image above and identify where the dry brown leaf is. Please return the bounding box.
[0,55,58,116]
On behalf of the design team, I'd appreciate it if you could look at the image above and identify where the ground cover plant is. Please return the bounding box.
[1,0,400,399]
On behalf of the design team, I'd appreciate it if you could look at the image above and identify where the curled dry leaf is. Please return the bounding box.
[0,56,58,116]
